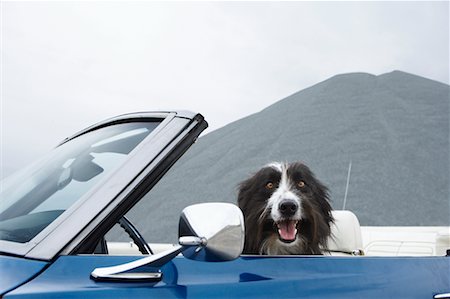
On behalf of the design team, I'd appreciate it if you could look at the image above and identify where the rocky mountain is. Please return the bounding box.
[125,71,449,243]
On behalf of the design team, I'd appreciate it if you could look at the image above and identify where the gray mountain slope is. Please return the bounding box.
[126,71,449,243]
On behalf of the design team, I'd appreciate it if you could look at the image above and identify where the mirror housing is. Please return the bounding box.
[179,202,245,262]
[91,202,244,282]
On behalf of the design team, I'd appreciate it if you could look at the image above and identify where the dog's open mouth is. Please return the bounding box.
[276,220,298,243]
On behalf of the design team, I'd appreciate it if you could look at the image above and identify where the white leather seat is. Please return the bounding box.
[327,210,364,256]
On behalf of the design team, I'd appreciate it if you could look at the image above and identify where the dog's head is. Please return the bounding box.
[237,162,333,255]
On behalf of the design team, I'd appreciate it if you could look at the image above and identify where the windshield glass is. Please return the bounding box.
[0,121,160,243]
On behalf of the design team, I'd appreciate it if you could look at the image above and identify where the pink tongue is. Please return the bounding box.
[278,221,297,241]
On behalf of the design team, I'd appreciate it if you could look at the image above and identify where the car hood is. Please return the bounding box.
[0,255,48,296]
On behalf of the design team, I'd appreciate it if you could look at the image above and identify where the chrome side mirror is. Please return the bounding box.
[179,202,245,262]
[91,202,244,282]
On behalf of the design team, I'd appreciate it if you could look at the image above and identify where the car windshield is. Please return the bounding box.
[0,121,160,243]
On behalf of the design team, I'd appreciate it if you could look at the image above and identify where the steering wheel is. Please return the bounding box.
[118,216,153,255]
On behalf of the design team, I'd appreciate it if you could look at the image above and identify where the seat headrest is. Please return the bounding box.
[327,210,363,255]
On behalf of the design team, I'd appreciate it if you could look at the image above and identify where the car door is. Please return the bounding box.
[5,250,450,298]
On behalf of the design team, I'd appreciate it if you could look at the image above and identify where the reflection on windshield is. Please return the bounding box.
[0,121,160,243]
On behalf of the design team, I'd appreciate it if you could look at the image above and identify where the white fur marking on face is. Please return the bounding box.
[266,162,283,173]
[267,162,302,222]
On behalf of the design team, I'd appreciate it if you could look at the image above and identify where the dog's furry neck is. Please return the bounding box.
[260,235,308,255]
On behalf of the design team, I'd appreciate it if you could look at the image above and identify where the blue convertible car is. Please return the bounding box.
[0,111,449,298]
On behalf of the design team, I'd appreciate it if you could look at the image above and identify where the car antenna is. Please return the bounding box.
[342,160,352,210]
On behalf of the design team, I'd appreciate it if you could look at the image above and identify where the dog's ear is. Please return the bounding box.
[236,175,255,208]
[314,180,334,226]
[236,180,247,207]
[237,175,265,254]
[310,178,334,252]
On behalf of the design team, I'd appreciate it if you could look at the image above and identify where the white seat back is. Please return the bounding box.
[327,210,363,255]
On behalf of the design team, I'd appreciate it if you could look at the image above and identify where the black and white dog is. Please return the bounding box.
[237,162,333,255]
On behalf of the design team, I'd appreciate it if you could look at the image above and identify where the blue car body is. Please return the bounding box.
[3,255,450,298]
[1,111,449,298]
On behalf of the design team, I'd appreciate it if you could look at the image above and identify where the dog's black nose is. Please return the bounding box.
[279,200,298,216]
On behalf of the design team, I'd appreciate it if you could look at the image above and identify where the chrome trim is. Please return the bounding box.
[179,236,207,246]
[91,244,184,282]
[179,203,245,262]
[435,293,450,299]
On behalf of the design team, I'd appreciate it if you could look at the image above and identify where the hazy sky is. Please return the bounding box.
[1,1,449,178]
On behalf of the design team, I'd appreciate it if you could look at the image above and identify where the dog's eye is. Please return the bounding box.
[265,182,274,190]
[297,181,305,188]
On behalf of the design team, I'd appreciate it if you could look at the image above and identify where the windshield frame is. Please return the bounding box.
[0,111,204,260]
